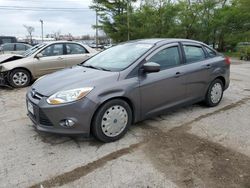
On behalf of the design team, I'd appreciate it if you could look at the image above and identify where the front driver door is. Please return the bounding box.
[34,43,66,77]
[139,43,187,119]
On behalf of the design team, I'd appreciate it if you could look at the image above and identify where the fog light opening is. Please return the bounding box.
[60,119,75,128]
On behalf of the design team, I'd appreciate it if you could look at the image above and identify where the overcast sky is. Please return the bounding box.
[0,0,96,38]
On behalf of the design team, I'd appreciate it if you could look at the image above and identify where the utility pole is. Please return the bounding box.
[96,11,99,48]
[40,19,44,42]
[127,0,130,41]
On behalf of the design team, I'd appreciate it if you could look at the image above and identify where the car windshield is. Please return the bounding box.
[22,43,46,57]
[83,43,153,71]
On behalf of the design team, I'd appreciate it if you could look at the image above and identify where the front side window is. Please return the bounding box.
[41,44,63,57]
[3,44,14,51]
[83,43,153,71]
[66,44,87,55]
[148,46,181,70]
[183,45,206,63]
[16,44,26,51]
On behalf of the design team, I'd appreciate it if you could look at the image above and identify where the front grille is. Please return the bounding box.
[31,90,44,100]
[39,110,53,126]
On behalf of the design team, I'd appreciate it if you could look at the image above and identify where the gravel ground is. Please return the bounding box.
[0,60,250,188]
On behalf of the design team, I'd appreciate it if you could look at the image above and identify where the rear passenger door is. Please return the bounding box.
[64,43,90,67]
[181,43,212,101]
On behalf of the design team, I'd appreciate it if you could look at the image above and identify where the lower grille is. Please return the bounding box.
[39,109,53,126]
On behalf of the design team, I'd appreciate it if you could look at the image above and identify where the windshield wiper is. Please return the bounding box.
[82,65,111,71]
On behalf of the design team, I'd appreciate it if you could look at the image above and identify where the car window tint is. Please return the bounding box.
[3,44,14,51]
[183,45,206,63]
[16,44,26,51]
[148,46,181,70]
[205,47,217,57]
[41,44,63,57]
[66,44,87,55]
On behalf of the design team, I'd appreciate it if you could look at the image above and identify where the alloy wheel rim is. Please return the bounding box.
[101,105,128,137]
[211,83,222,104]
[12,72,28,86]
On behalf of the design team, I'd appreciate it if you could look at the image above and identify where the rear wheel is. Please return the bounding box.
[205,79,224,107]
[9,69,31,88]
[92,99,132,142]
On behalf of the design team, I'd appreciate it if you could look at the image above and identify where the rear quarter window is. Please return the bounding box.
[204,46,217,57]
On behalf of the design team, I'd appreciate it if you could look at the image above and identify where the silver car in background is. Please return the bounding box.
[0,43,32,55]
[27,39,230,142]
[0,41,97,87]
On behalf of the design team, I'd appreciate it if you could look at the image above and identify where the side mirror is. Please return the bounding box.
[142,62,160,73]
[36,53,43,59]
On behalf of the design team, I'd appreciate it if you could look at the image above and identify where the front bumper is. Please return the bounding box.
[26,90,97,135]
[0,72,10,87]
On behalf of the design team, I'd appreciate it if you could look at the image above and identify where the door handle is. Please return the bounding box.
[175,72,182,78]
[205,64,211,69]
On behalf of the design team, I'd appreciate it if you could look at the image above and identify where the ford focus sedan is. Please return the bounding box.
[26,39,230,142]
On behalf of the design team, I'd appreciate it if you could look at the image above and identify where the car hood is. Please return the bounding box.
[0,54,24,64]
[31,65,120,96]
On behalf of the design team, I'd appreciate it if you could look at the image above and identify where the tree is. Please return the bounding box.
[90,0,250,51]
[23,25,34,44]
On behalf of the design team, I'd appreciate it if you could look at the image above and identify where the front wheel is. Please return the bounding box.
[92,99,132,142]
[205,79,224,107]
[9,69,31,88]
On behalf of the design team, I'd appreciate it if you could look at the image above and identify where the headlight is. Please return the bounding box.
[47,87,93,105]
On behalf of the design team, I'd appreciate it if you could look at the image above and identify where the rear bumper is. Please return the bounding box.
[26,90,97,135]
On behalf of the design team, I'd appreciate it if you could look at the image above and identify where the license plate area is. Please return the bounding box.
[27,101,34,115]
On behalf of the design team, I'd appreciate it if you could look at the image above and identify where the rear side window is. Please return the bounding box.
[3,44,14,51]
[16,44,26,51]
[66,43,87,55]
[148,46,181,70]
[205,47,217,57]
[183,45,206,63]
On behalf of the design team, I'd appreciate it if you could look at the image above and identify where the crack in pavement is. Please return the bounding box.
[28,142,143,188]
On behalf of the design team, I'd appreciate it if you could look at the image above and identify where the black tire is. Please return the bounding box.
[8,69,31,88]
[92,99,132,142]
[205,79,224,107]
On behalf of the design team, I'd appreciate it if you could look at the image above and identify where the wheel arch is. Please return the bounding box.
[8,67,33,80]
[214,76,226,89]
[90,96,136,134]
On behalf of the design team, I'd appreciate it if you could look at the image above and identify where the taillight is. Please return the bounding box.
[225,57,231,65]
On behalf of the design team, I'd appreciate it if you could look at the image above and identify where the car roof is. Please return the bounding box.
[128,38,205,46]
[1,42,32,46]
[41,41,97,53]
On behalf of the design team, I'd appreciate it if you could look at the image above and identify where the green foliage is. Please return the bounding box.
[90,0,250,51]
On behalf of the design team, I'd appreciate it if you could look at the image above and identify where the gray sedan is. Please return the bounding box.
[26,39,230,142]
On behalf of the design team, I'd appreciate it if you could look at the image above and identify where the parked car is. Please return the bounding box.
[0,36,17,45]
[236,42,250,60]
[26,39,230,142]
[0,41,97,87]
[0,43,32,55]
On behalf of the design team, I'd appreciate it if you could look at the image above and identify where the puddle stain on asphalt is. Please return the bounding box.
[28,142,143,188]
[28,97,250,188]
[143,97,250,188]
